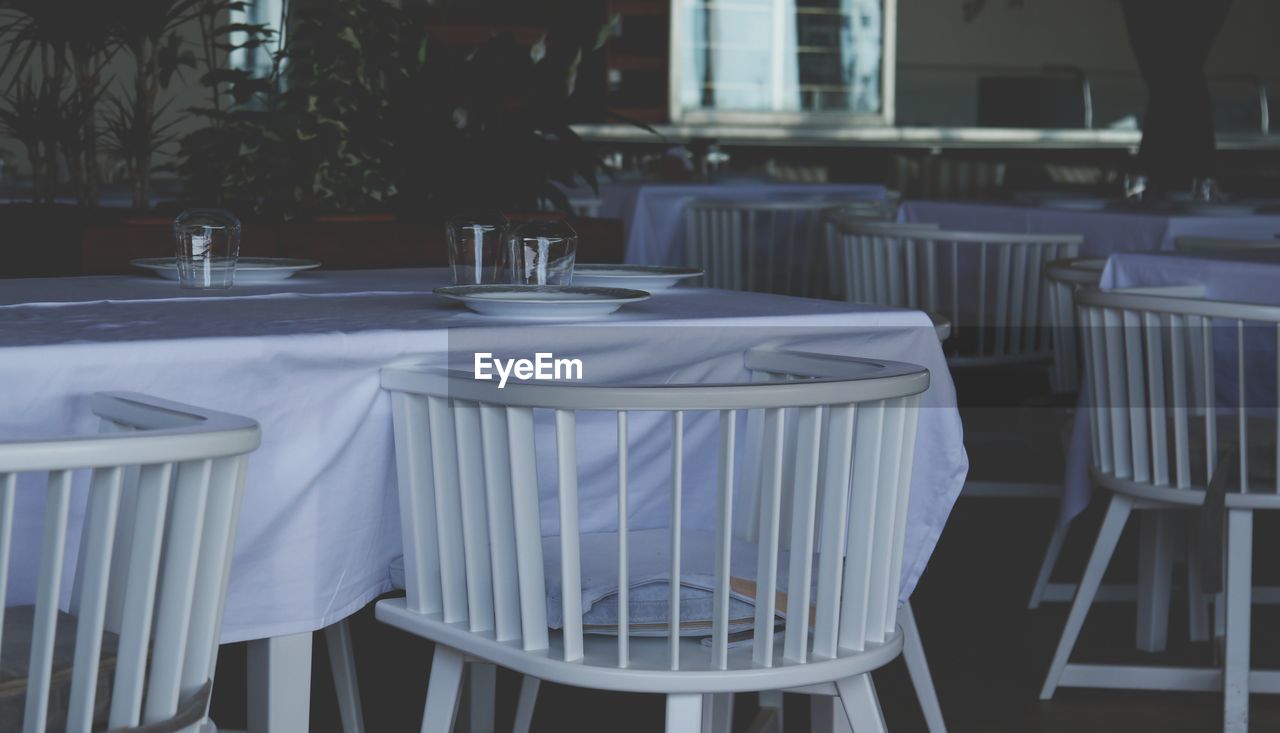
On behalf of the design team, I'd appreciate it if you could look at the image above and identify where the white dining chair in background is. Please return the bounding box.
[830,220,1080,499]
[1024,257,1107,610]
[830,220,1082,370]
[685,199,880,297]
[0,393,260,732]
[1040,286,1280,733]
[1043,257,1106,397]
[377,348,930,733]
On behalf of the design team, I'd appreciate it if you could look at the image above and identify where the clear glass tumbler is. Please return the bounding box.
[510,219,577,286]
[447,211,511,285]
[174,208,241,289]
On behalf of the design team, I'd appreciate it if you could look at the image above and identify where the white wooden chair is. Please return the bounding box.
[1174,236,1280,254]
[1024,257,1107,610]
[1043,257,1106,396]
[1040,286,1280,733]
[685,199,880,297]
[378,349,929,733]
[830,219,1079,502]
[829,220,1082,368]
[0,393,260,732]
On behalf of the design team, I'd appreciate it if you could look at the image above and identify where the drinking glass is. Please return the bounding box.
[174,208,241,289]
[1191,177,1219,203]
[447,211,511,285]
[510,219,577,286]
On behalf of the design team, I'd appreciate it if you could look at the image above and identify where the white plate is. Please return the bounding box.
[434,285,650,319]
[571,264,702,290]
[1039,197,1115,212]
[1178,203,1257,217]
[131,257,321,283]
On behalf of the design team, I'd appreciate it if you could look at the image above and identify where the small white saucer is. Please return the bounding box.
[131,257,321,283]
[433,285,651,318]
[571,265,702,290]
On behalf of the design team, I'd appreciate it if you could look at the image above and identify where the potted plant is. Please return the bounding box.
[175,0,621,266]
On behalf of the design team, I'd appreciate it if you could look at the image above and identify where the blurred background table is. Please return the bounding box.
[598,181,887,266]
[901,200,1280,257]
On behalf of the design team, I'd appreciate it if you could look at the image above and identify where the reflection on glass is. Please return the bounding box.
[678,0,884,116]
[511,220,577,286]
[174,208,241,289]
[447,211,511,285]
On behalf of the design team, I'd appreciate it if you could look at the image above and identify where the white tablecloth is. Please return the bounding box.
[599,181,887,266]
[900,201,1280,258]
[1059,252,1280,520]
[0,269,965,643]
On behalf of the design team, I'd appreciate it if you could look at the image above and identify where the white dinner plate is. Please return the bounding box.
[571,264,702,290]
[131,257,321,283]
[1039,197,1115,212]
[1178,203,1257,217]
[434,285,650,319]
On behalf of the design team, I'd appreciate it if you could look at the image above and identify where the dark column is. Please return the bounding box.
[1121,0,1233,191]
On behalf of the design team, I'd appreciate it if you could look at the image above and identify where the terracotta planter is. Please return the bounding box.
[278,214,445,270]
[1,204,107,278]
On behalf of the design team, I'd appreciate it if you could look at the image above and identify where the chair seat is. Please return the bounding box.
[0,606,211,733]
[376,596,902,695]
[1,606,116,732]
[1094,414,1279,508]
[394,529,789,638]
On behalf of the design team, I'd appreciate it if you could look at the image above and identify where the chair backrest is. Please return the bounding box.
[684,199,882,298]
[0,393,259,732]
[1174,236,1280,254]
[381,349,928,672]
[1044,257,1105,393]
[1076,286,1280,496]
[832,219,1082,365]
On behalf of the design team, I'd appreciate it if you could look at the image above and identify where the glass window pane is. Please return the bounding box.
[676,0,888,119]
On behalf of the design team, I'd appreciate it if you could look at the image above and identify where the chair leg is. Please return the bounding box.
[811,695,853,733]
[665,693,704,733]
[420,646,465,733]
[901,602,946,733]
[757,690,784,733]
[1185,516,1211,643]
[836,673,887,733]
[1223,509,1253,733]
[1028,521,1069,609]
[511,676,540,733]
[468,663,497,733]
[1040,494,1134,699]
[324,620,366,733]
[701,693,733,733]
[1135,510,1176,653]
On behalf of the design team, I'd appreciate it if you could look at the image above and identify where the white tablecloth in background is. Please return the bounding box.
[1059,252,1280,520]
[599,182,887,266]
[901,200,1280,257]
[0,269,965,643]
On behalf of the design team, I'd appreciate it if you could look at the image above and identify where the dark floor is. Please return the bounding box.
[206,496,1280,732]
[207,365,1280,731]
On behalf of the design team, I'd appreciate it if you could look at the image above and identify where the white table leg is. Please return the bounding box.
[247,632,313,733]
[1136,510,1175,652]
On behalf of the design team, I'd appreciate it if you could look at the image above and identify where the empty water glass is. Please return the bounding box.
[174,208,241,289]
[447,211,511,285]
[511,219,577,286]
